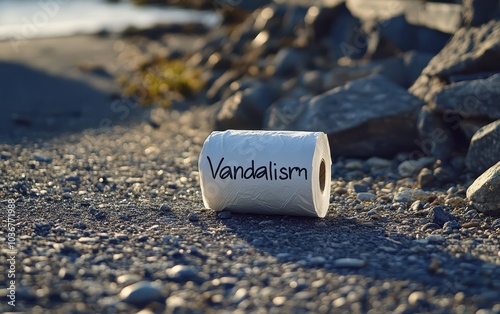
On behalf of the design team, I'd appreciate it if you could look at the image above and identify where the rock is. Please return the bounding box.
[418,168,434,189]
[300,70,324,94]
[333,258,366,269]
[166,265,200,283]
[433,165,459,184]
[411,20,500,103]
[326,2,363,60]
[377,14,450,55]
[421,223,439,231]
[432,74,500,120]
[33,153,52,163]
[366,157,392,169]
[216,82,279,130]
[62,192,72,199]
[405,2,463,34]
[443,220,461,230]
[403,51,434,89]
[426,234,445,244]
[159,204,171,212]
[463,0,500,27]
[120,281,164,307]
[273,48,306,76]
[410,200,423,211]
[416,105,455,161]
[465,120,500,174]
[265,75,423,158]
[398,157,434,177]
[357,193,376,201]
[408,291,428,307]
[466,161,500,215]
[428,205,456,227]
[217,210,232,219]
[187,213,199,222]
[0,151,11,159]
[34,221,52,236]
[305,3,354,42]
[393,189,430,203]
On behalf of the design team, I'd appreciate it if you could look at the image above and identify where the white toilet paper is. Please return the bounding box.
[198,130,331,218]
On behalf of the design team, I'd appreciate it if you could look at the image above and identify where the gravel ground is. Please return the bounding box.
[0,109,499,314]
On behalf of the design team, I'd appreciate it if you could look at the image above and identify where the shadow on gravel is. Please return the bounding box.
[220,214,499,307]
[0,61,147,143]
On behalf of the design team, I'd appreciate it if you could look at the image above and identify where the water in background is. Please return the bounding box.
[0,0,220,40]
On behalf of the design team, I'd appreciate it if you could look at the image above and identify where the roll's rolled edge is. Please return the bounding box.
[198,130,332,218]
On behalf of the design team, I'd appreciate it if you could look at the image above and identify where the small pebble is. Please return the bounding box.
[357,193,376,201]
[166,265,199,283]
[333,258,366,269]
[188,213,199,222]
[33,153,52,163]
[408,291,427,306]
[159,204,171,212]
[217,210,232,219]
[427,234,445,244]
[120,281,164,307]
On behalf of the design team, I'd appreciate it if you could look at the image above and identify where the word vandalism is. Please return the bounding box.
[207,157,308,181]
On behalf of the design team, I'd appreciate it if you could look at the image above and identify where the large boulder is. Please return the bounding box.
[378,15,451,55]
[409,20,500,159]
[410,19,500,103]
[432,74,500,120]
[216,81,280,130]
[467,161,500,216]
[265,75,423,158]
[466,120,500,174]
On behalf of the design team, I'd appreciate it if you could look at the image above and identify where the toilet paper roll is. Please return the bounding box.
[198,130,331,218]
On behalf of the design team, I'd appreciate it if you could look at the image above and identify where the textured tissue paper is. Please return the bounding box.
[198,130,332,217]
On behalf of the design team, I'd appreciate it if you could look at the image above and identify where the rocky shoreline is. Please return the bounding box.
[1,0,499,313]
[120,0,500,216]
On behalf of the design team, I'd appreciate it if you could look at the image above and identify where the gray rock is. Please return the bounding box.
[266,75,423,158]
[416,105,455,161]
[421,223,439,231]
[216,82,280,130]
[273,48,306,76]
[398,157,434,177]
[418,168,434,189]
[0,151,11,159]
[357,192,376,201]
[466,161,500,215]
[217,210,232,219]
[443,220,461,230]
[432,74,500,120]
[166,265,200,283]
[427,234,445,244]
[333,258,366,269]
[187,213,199,222]
[159,204,171,212]
[366,157,392,169]
[428,205,456,227]
[463,0,500,27]
[326,2,363,60]
[408,291,428,307]
[466,120,500,174]
[433,165,459,184]
[378,14,450,55]
[411,20,500,103]
[33,153,52,163]
[119,281,164,307]
[403,51,434,89]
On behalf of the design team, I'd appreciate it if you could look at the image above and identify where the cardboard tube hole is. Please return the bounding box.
[319,158,326,193]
